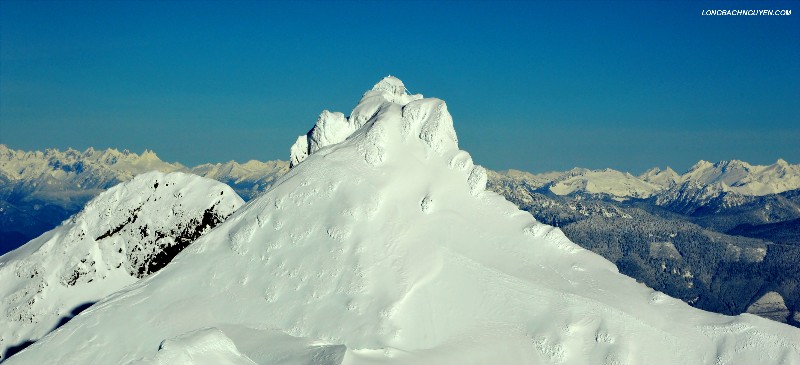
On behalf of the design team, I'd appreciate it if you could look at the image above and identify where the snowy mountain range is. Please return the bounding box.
[2,77,800,364]
[493,158,800,202]
[0,145,288,202]
[3,77,798,364]
[3,144,796,207]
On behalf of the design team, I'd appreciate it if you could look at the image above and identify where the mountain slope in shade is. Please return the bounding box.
[8,77,799,365]
[728,217,800,246]
[0,171,244,361]
[0,200,56,254]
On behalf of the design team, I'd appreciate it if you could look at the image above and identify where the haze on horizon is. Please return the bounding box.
[1,0,798,174]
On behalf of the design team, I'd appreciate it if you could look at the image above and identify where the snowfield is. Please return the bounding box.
[5,77,800,364]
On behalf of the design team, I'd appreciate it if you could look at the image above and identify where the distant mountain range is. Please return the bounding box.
[1,144,799,327]
[489,161,800,327]
[0,145,286,251]
[498,158,800,201]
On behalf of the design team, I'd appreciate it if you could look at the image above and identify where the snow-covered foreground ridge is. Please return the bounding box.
[0,172,243,361]
[8,77,800,365]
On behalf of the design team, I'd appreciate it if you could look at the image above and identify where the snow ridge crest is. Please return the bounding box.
[289,76,442,166]
[288,76,483,195]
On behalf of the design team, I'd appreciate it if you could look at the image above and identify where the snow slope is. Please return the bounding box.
[6,78,800,365]
[0,171,243,361]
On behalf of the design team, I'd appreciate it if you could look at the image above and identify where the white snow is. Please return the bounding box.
[5,78,800,365]
[289,76,423,168]
[640,167,680,188]
[491,158,800,204]
[129,328,257,365]
[0,171,243,359]
[679,159,800,196]
[547,168,663,200]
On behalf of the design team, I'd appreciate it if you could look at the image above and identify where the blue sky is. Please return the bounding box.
[1,0,798,173]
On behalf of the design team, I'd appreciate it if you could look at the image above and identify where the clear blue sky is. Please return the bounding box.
[1,0,798,174]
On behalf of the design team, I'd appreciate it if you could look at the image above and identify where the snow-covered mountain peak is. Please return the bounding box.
[288,77,474,189]
[0,171,243,360]
[9,78,799,364]
[640,166,679,188]
[641,167,660,175]
[688,159,713,172]
[139,149,160,161]
[289,77,454,171]
[370,75,406,95]
[367,76,422,105]
[726,159,750,166]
